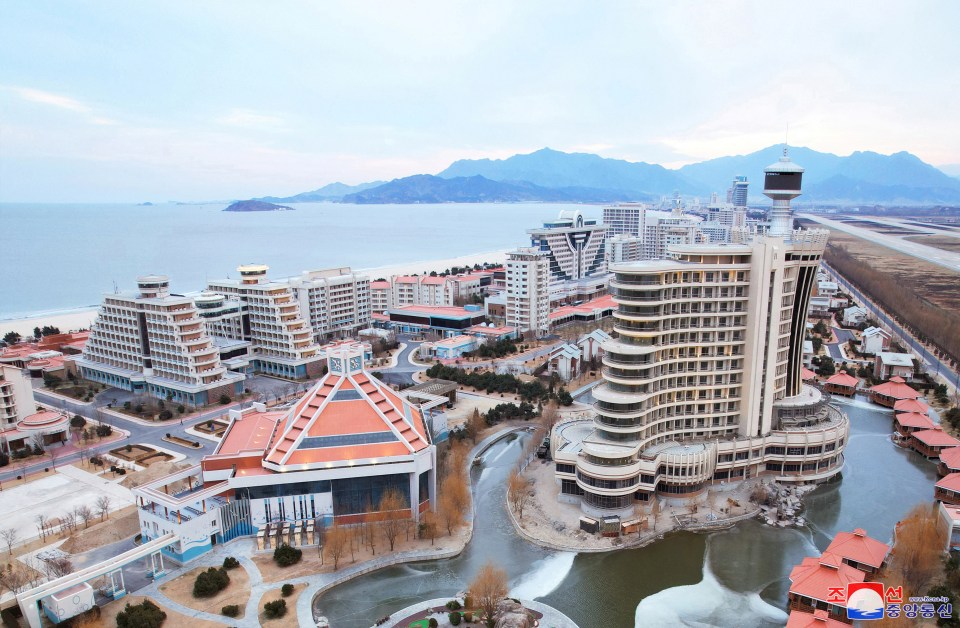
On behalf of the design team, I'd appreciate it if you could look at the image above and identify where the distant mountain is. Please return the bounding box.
[341,174,641,204]
[223,200,294,212]
[438,147,707,197]
[678,145,960,202]
[259,181,385,203]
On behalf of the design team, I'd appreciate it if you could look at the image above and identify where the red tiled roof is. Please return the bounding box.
[420,276,447,285]
[370,280,391,289]
[895,412,935,430]
[913,428,960,448]
[395,275,419,283]
[789,554,865,602]
[869,379,920,400]
[825,372,858,387]
[937,472,960,493]
[825,528,890,569]
[801,367,817,381]
[786,609,849,628]
[214,410,284,456]
[549,294,617,321]
[940,447,960,470]
[894,398,929,414]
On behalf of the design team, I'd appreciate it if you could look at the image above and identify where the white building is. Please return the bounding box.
[370,280,393,314]
[605,234,644,265]
[842,306,868,327]
[603,203,649,237]
[528,210,608,283]
[0,363,35,426]
[505,248,550,337]
[547,344,581,381]
[133,344,437,563]
[76,275,245,404]
[208,265,324,379]
[817,281,839,297]
[553,151,848,518]
[874,352,915,380]
[289,267,372,341]
[577,329,611,363]
[860,326,890,356]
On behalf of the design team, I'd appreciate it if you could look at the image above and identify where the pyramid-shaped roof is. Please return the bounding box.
[825,528,890,569]
[264,344,430,469]
[894,398,929,414]
[789,554,864,602]
[869,378,919,400]
[825,372,858,388]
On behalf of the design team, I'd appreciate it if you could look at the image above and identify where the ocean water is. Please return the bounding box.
[0,201,594,318]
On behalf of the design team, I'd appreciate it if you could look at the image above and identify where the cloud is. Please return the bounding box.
[9,86,91,113]
[216,108,286,130]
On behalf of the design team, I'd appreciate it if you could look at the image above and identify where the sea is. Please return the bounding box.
[0,201,595,319]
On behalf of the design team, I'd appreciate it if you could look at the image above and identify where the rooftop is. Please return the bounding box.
[785,609,849,628]
[895,412,935,430]
[869,378,920,400]
[824,528,890,569]
[913,428,960,448]
[788,554,864,602]
[824,372,858,388]
[937,472,960,494]
[389,305,483,319]
[894,398,929,414]
[877,352,914,367]
[214,408,285,456]
[941,447,960,470]
[549,294,617,321]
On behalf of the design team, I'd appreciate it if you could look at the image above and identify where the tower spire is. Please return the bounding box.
[763,147,804,239]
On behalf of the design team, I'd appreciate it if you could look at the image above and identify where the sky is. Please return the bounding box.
[2,1,959,202]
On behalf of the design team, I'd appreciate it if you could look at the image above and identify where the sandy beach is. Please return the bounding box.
[0,249,510,337]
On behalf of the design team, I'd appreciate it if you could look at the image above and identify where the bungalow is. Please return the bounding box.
[817,281,839,297]
[577,329,611,363]
[418,335,479,361]
[824,528,890,578]
[823,372,858,398]
[788,552,863,624]
[910,427,960,459]
[803,340,815,368]
[546,344,581,381]
[786,609,850,628]
[893,412,935,438]
[935,473,960,506]
[868,377,920,408]
[801,367,817,382]
[939,447,960,478]
[859,327,890,356]
[464,324,518,343]
[894,398,930,415]
[842,306,868,327]
[808,296,832,318]
[874,352,915,381]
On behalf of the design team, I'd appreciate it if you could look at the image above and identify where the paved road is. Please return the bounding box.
[800,213,960,273]
[842,216,960,239]
[825,262,960,390]
[374,335,424,387]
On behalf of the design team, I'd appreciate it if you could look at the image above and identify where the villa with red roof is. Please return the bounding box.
[132,343,437,563]
[893,398,929,415]
[868,377,920,408]
[910,427,960,459]
[893,411,935,438]
[824,528,890,577]
[823,372,858,398]
[936,473,960,506]
[788,552,863,623]
[939,447,960,477]
[786,609,851,628]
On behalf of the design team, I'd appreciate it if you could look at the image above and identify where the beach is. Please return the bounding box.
[0,249,509,337]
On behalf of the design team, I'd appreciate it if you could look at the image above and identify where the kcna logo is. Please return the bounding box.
[827,582,953,621]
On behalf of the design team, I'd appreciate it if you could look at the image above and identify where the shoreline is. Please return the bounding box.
[0,249,510,337]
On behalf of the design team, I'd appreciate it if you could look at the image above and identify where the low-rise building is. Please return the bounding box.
[823,372,858,398]
[912,428,960,459]
[894,398,929,415]
[548,294,616,327]
[385,305,486,337]
[868,377,920,408]
[938,502,960,552]
[577,329,611,363]
[894,411,935,438]
[936,473,960,506]
[873,352,914,381]
[787,553,862,624]
[817,281,839,297]
[546,344,581,381]
[418,335,479,361]
[938,447,960,478]
[464,324,518,343]
[134,344,436,563]
[859,327,890,356]
[824,528,890,578]
[786,609,849,628]
[842,306,868,327]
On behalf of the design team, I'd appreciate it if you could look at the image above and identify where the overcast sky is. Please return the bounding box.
[2,1,958,202]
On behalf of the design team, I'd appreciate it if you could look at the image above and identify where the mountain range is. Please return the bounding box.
[260,146,960,205]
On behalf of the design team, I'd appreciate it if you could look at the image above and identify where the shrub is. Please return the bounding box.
[123,401,131,410]
[222,556,240,570]
[221,604,240,618]
[116,599,166,628]
[281,583,294,597]
[158,410,173,421]
[125,444,132,453]
[177,404,186,413]
[193,567,230,598]
[446,600,462,610]
[134,404,143,414]
[96,424,112,437]
[449,612,462,625]
[70,415,86,428]
[263,599,287,619]
[428,618,438,628]
[219,394,230,405]
[273,543,302,567]
[32,444,43,456]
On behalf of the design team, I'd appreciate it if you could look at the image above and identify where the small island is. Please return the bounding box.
[223,199,295,212]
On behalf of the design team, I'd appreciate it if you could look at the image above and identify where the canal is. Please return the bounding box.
[314,397,937,627]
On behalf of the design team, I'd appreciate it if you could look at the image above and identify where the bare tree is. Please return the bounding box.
[470,561,508,626]
[30,432,45,453]
[77,505,95,529]
[891,503,947,593]
[323,525,349,571]
[0,528,17,555]
[377,489,408,552]
[44,556,73,579]
[95,495,111,521]
[420,510,439,545]
[35,514,49,541]
[651,499,661,532]
[507,469,531,520]
[47,444,61,469]
[0,563,30,596]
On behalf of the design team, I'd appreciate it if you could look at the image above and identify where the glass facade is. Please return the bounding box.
[332,473,409,515]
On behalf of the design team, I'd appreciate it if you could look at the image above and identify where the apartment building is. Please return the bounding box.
[208,265,323,379]
[505,248,550,337]
[0,363,35,428]
[529,210,607,282]
[370,280,392,314]
[76,275,244,404]
[288,267,372,341]
[553,152,848,518]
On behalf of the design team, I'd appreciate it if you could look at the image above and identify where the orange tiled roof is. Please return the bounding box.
[940,447,960,470]
[895,412,935,430]
[869,378,920,400]
[789,553,864,602]
[937,472,960,493]
[786,609,849,628]
[801,367,817,381]
[913,428,960,448]
[825,528,890,569]
[825,372,858,387]
[894,398,929,414]
[214,411,285,456]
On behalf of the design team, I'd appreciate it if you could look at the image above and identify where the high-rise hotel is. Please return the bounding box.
[552,151,849,517]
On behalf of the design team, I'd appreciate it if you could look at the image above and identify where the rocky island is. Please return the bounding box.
[223,199,294,212]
